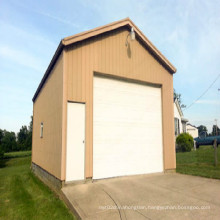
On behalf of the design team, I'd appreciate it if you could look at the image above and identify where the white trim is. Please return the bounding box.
[174,98,183,117]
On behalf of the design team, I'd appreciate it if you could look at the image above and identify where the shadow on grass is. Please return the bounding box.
[4,152,31,159]
[0,151,31,168]
[0,158,10,168]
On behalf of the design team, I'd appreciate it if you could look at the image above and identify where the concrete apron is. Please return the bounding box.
[61,173,220,220]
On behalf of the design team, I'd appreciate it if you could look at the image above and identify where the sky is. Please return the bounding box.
[0,0,220,133]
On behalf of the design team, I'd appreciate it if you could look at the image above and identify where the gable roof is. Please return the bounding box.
[33,18,176,102]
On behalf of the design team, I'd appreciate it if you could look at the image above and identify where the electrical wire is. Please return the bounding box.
[184,73,220,111]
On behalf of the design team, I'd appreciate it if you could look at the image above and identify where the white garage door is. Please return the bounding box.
[93,76,163,179]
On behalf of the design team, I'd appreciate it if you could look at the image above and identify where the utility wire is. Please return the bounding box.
[184,73,220,111]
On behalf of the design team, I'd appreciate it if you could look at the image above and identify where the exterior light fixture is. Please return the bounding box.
[125,27,135,46]
[130,27,135,40]
[40,122,43,138]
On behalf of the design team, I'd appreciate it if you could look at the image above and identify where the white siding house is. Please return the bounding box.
[174,98,188,137]
[174,98,198,139]
[186,124,199,138]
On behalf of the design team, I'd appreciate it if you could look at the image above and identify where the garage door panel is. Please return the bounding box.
[93,76,163,179]
[95,110,161,125]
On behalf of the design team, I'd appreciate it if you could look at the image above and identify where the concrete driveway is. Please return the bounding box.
[62,173,220,220]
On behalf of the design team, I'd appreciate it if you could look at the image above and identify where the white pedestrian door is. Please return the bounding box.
[66,102,85,182]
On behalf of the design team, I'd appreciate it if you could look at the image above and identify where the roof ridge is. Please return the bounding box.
[63,17,131,43]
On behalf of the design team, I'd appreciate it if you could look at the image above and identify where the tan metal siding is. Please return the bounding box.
[32,53,63,179]
[64,27,175,178]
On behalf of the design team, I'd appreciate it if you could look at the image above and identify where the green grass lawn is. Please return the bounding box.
[0,151,75,220]
[176,145,220,179]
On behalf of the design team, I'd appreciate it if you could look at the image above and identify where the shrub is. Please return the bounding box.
[176,133,194,152]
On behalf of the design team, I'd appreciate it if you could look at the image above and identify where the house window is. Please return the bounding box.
[40,122,43,138]
[174,118,180,136]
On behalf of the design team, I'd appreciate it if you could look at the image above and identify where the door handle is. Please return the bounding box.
[83,140,85,143]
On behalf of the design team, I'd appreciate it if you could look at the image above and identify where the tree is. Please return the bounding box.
[0,145,4,158]
[0,116,33,153]
[0,129,4,158]
[197,125,208,137]
[25,116,33,150]
[28,116,33,133]
[212,125,220,136]
[17,126,28,151]
[17,116,33,151]
[0,129,3,145]
[174,89,186,108]
[1,131,17,152]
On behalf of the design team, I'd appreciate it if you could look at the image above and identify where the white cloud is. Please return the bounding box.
[0,46,44,72]
[0,21,57,48]
[13,0,80,28]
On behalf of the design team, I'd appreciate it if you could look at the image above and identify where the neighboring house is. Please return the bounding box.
[186,123,199,138]
[174,98,198,139]
[174,98,188,136]
[32,18,177,188]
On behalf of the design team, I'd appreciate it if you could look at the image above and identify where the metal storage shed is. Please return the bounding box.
[32,18,176,187]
